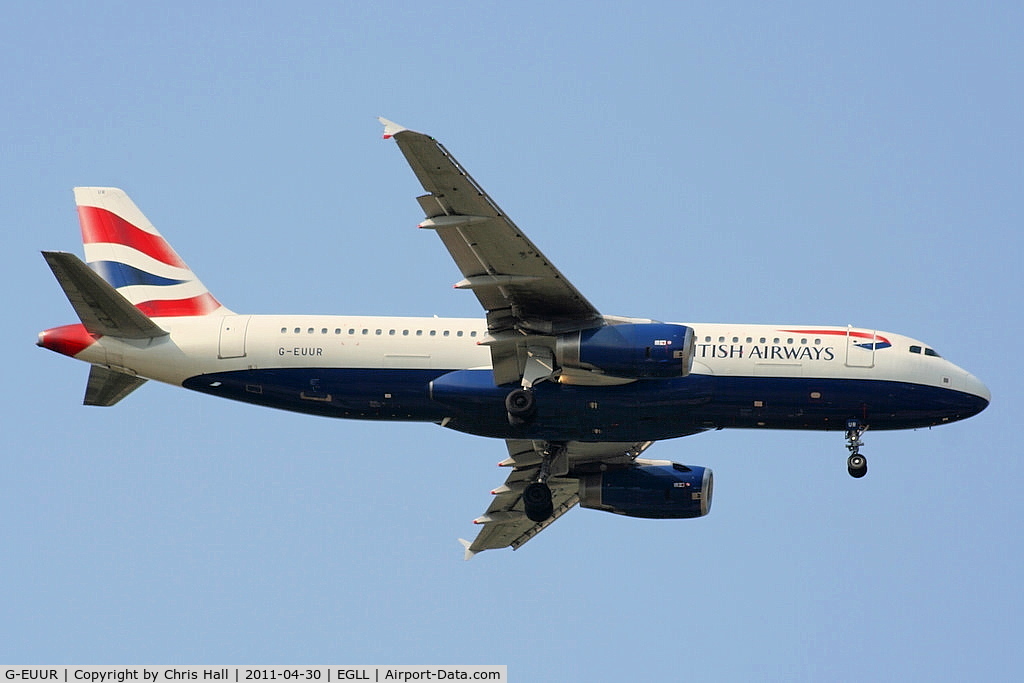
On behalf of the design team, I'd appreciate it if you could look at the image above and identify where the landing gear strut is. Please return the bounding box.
[845,419,868,478]
[523,442,563,522]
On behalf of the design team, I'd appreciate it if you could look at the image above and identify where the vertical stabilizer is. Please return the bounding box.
[74,187,231,317]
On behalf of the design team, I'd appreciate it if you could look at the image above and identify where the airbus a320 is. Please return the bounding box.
[38,118,990,557]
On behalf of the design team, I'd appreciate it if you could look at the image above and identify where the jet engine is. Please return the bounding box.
[556,323,695,379]
[578,462,713,518]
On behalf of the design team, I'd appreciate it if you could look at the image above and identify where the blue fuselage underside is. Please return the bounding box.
[181,368,988,442]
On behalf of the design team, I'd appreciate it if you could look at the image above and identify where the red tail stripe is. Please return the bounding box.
[78,206,187,269]
[135,293,221,318]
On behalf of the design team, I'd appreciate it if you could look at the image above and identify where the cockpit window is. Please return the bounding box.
[909,345,922,354]
[924,348,941,358]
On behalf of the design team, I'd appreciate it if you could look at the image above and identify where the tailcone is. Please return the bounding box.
[38,323,96,357]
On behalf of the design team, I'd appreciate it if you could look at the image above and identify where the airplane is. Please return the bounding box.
[37,117,991,558]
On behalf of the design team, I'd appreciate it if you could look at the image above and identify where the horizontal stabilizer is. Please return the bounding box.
[84,365,147,406]
[42,251,168,339]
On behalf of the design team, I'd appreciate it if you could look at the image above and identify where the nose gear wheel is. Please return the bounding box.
[845,420,868,478]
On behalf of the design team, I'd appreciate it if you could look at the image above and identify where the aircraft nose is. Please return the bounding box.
[958,369,991,416]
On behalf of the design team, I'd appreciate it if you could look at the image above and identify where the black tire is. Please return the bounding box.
[523,482,554,522]
[847,454,867,478]
[505,388,536,418]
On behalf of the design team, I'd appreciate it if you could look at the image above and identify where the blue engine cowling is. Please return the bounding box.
[556,323,695,379]
[578,462,713,518]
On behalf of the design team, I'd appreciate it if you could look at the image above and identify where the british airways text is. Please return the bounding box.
[697,343,837,361]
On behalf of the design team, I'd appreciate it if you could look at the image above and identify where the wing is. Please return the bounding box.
[460,439,654,559]
[380,118,604,385]
[379,120,658,557]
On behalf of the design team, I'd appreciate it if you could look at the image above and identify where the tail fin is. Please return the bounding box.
[75,187,231,317]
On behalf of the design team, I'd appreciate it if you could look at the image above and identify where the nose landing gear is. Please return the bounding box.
[845,419,868,478]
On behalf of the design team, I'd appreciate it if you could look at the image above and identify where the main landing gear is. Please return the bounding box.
[506,346,555,425]
[505,387,536,425]
[522,442,564,522]
[845,419,868,478]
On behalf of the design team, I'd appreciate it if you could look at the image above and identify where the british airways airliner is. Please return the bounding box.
[38,118,990,557]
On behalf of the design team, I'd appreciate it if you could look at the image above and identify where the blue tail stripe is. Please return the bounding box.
[88,261,188,288]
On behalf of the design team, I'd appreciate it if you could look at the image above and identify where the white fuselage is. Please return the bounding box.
[54,312,990,444]
[70,314,986,401]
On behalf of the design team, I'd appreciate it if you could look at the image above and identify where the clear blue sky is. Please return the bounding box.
[4,2,1021,679]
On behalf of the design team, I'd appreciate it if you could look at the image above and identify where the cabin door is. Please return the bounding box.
[844,326,876,368]
[218,316,251,359]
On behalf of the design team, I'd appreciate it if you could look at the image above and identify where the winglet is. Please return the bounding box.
[378,116,408,140]
[458,538,478,561]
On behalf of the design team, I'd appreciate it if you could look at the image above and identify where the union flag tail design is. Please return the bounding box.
[74,187,230,317]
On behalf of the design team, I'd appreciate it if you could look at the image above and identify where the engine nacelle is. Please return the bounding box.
[578,462,713,519]
[556,323,695,379]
